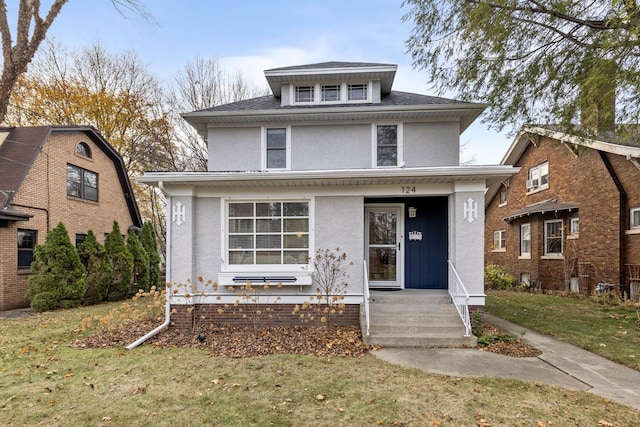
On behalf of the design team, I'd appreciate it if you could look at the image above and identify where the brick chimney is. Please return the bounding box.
[580,58,616,135]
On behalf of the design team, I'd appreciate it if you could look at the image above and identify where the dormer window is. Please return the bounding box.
[289,82,371,105]
[295,86,314,103]
[348,84,368,101]
[321,85,340,102]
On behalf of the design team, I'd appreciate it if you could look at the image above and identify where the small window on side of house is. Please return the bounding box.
[499,189,508,206]
[544,219,563,256]
[18,229,36,269]
[631,208,640,229]
[76,233,87,249]
[526,162,549,192]
[520,223,531,257]
[76,142,91,158]
[493,230,506,252]
[570,218,579,236]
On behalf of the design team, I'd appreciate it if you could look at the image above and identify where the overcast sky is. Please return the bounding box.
[37,0,513,164]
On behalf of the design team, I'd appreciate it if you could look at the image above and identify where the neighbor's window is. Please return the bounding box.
[570,218,580,236]
[376,124,399,167]
[348,83,367,101]
[18,229,36,269]
[321,84,340,102]
[631,208,640,229]
[544,219,563,256]
[265,128,287,169]
[294,85,314,103]
[228,201,309,266]
[527,162,549,192]
[76,142,91,158]
[76,233,87,248]
[520,223,531,257]
[499,189,508,206]
[67,164,98,201]
[493,230,506,251]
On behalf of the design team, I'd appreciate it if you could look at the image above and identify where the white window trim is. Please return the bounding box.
[526,162,549,194]
[261,125,291,171]
[289,81,372,106]
[519,223,531,258]
[544,219,563,257]
[631,208,640,229]
[567,217,579,239]
[371,123,404,168]
[492,229,506,252]
[220,197,315,274]
[498,189,508,207]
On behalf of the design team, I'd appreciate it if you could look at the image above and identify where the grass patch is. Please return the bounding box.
[486,290,640,370]
[0,302,639,425]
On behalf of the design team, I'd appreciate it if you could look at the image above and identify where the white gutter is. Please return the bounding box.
[126,181,171,350]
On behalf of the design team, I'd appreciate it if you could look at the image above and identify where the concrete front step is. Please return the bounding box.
[361,290,475,348]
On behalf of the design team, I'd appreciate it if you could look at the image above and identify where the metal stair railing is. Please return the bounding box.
[447,260,472,337]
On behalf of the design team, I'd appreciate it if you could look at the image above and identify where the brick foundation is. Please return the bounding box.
[170,303,361,329]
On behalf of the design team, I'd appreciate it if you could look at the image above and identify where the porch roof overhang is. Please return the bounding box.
[0,207,33,221]
[502,200,579,223]
[139,166,519,192]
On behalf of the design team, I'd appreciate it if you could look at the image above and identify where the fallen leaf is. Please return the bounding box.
[316,393,326,401]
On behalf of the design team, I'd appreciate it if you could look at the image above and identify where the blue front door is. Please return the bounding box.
[404,197,448,289]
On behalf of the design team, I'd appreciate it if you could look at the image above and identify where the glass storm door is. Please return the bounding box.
[366,206,402,288]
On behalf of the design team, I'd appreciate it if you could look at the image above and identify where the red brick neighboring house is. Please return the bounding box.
[0,126,142,310]
[485,126,640,296]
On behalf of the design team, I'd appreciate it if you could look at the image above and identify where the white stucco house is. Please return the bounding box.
[138,61,517,347]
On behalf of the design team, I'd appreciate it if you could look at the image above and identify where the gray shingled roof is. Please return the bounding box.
[265,61,396,72]
[503,200,579,223]
[191,90,466,114]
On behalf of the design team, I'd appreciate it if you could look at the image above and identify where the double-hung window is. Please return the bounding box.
[264,128,288,169]
[493,230,506,251]
[527,162,549,192]
[67,164,98,201]
[520,223,531,257]
[18,229,36,269]
[374,124,402,167]
[227,201,310,266]
[544,219,563,256]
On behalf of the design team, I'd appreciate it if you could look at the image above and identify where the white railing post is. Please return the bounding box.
[363,260,370,336]
[447,260,472,337]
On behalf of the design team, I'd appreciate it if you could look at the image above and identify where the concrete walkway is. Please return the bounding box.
[372,313,640,412]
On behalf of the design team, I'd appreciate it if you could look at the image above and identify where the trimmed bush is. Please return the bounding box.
[127,229,150,292]
[104,221,134,301]
[25,222,85,311]
[140,221,162,288]
[78,230,112,304]
[484,263,517,290]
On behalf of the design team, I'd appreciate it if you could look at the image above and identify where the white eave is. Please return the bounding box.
[181,103,486,134]
[139,166,519,191]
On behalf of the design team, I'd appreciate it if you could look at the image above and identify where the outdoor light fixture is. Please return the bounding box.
[408,207,417,218]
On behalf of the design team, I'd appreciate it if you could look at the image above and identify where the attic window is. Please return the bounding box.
[76,142,91,158]
[348,84,367,101]
[321,85,340,101]
[295,86,314,103]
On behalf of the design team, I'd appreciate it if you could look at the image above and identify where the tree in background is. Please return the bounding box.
[140,221,162,288]
[25,222,85,311]
[169,56,269,171]
[0,0,149,123]
[78,230,112,304]
[403,0,640,136]
[104,221,133,301]
[127,228,150,292]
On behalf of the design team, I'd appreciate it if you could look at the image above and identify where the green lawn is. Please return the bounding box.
[486,289,640,371]
[1,300,639,425]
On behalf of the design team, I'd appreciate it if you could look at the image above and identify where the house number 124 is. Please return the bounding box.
[401,186,416,194]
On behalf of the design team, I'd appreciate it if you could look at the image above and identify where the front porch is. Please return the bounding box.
[361,290,477,348]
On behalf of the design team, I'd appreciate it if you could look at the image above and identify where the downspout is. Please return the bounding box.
[127,181,171,350]
[598,152,627,287]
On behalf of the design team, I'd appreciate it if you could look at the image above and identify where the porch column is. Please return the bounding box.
[450,181,486,306]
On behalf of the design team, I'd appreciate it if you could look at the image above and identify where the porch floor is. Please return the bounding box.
[361,289,477,348]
